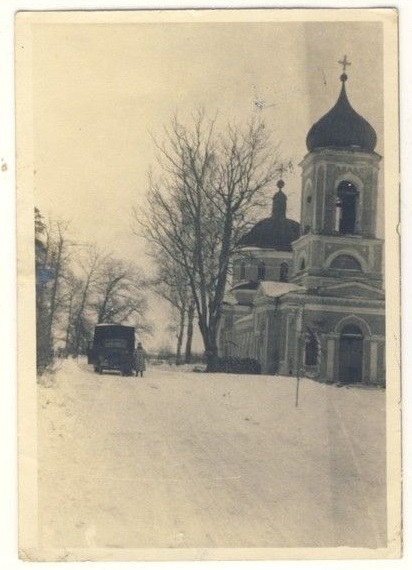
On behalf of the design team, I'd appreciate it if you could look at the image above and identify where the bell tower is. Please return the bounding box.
[292,57,383,290]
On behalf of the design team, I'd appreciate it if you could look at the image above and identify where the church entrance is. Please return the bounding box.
[339,324,363,383]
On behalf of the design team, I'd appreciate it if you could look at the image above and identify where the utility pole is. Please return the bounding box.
[295,304,304,407]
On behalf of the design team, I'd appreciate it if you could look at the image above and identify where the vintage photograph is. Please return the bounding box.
[15,8,400,561]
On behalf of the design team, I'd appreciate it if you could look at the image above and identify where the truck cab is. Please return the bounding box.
[88,324,135,376]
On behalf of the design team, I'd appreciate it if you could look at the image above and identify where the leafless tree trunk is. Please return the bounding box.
[72,247,102,356]
[184,300,195,364]
[149,252,192,365]
[135,110,281,371]
[175,306,186,365]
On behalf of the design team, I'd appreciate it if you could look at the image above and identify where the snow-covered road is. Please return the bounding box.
[37,358,386,550]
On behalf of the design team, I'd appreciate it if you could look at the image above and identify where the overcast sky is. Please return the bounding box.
[25,13,384,349]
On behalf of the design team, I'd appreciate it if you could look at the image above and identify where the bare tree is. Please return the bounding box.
[136,111,281,370]
[150,252,193,364]
[66,252,151,356]
[70,246,103,356]
[35,209,72,373]
[91,258,149,330]
[35,207,151,365]
[60,272,79,356]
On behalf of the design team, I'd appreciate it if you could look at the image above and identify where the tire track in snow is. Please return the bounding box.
[330,397,385,547]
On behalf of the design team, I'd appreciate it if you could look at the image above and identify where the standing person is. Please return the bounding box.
[134,342,147,377]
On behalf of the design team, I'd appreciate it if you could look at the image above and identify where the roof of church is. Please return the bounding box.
[259,281,303,298]
[238,181,300,251]
[306,71,377,153]
[232,281,260,291]
[222,289,238,304]
[239,216,300,250]
[234,314,253,325]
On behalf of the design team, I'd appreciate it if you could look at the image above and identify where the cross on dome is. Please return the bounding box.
[338,55,351,72]
[338,55,351,82]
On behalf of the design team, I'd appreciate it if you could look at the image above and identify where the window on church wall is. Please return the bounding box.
[280,262,289,282]
[257,261,266,281]
[299,257,306,271]
[240,261,246,280]
[341,324,364,337]
[335,181,358,234]
[330,254,362,271]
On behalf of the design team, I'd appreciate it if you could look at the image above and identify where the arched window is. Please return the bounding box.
[280,262,289,282]
[240,261,246,280]
[335,181,358,234]
[299,257,306,271]
[330,254,362,271]
[341,324,364,337]
[305,330,319,366]
[257,261,266,281]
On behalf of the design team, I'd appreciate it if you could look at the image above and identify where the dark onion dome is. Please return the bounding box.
[306,73,377,152]
[238,180,300,251]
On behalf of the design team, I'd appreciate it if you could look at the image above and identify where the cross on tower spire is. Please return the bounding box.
[278,164,286,178]
[338,55,351,73]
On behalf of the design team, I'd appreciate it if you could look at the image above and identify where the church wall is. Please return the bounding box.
[324,165,336,233]
[361,169,373,235]
[291,233,384,288]
[278,307,299,376]
[265,309,283,374]
[218,305,251,358]
[301,305,385,385]
[315,165,326,232]
[273,293,385,385]
[220,294,385,385]
[227,301,284,374]
[232,251,293,286]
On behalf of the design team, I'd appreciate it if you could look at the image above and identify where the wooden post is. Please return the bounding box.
[295,334,302,407]
[295,305,304,407]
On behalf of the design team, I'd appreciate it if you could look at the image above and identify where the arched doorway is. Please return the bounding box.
[339,324,364,383]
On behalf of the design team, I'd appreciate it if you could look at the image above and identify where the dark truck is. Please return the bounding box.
[87,324,135,376]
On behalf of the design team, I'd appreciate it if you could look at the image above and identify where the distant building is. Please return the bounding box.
[217,64,385,385]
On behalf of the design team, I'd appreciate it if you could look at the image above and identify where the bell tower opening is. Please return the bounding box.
[335,181,358,234]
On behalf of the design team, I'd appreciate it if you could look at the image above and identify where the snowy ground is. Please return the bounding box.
[37,358,386,550]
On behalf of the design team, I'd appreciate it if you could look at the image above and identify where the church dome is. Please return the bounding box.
[239,181,300,251]
[306,73,377,153]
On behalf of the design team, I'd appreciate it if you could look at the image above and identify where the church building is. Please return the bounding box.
[217,62,385,385]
